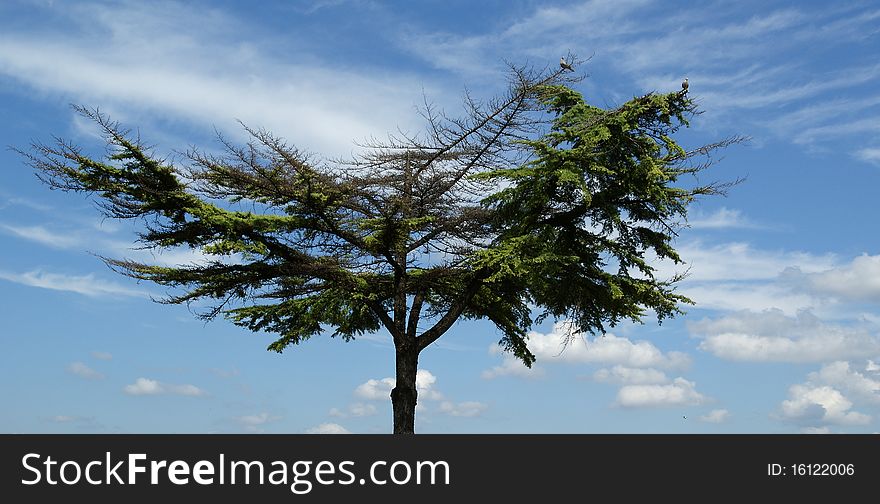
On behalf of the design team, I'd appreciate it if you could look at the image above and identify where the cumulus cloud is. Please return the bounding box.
[778,384,870,426]
[439,401,488,417]
[781,254,880,302]
[354,369,443,401]
[659,241,837,283]
[123,377,206,396]
[305,423,350,434]
[679,283,817,315]
[689,309,880,363]
[593,365,668,385]
[123,378,162,395]
[67,361,104,380]
[699,409,730,423]
[346,369,488,421]
[808,361,880,404]
[353,377,394,401]
[526,321,690,370]
[615,378,707,408]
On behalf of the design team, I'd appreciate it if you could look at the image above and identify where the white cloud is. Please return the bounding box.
[48,415,101,429]
[123,377,206,396]
[0,224,82,249]
[856,147,880,164]
[665,242,837,283]
[67,361,104,380]
[779,384,870,426]
[615,377,707,408]
[0,269,147,298]
[167,384,207,396]
[439,401,488,417]
[809,361,880,404]
[235,412,282,432]
[209,367,240,378]
[781,254,880,302]
[690,310,880,363]
[330,403,377,418]
[527,321,690,370]
[0,219,221,268]
[415,370,444,400]
[680,283,817,315]
[354,369,443,401]
[305,423,350,434]
[801,426,832,434]
[699,409,730,423]
[0,1,426,157]
[688,208,760,230]
[90,351,113,361]
[481,353,544,380]
[593,365,668,385]
[353,377,395,401]
[349,403,377,417]
[124,378,162,395]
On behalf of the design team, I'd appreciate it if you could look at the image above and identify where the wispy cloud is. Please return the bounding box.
[687,208,763,230]
[329,403,377,418]
[0,219,218,268]
[481,344,545,380]
[67,361,104,380]
[90,351,113,361]
[0,224,83,249]
[856,147,880,164]
[400,1,880,157]
[0,269,147,298]
[439,401,488,417]
[0,0,427,156]
[47,415,103,430]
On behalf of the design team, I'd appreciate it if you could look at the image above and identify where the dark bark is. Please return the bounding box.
[391,342,419,434]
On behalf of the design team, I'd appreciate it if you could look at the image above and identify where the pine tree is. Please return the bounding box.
[19,63,740,433]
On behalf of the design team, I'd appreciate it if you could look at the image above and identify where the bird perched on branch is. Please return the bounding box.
[560,57,574,72]
[681,77,689,92]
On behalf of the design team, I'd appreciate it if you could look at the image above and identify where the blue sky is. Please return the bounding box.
[1,0,879,434]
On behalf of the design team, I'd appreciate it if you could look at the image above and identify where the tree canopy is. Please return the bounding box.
[19,63,740,433]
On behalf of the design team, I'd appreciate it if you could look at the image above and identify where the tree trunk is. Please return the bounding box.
[391,343,419,434]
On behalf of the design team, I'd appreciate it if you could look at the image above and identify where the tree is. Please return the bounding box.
[18,62,740,434]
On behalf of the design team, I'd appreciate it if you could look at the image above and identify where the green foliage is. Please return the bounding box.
[473,87,713,361]
[20,74,734,370]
